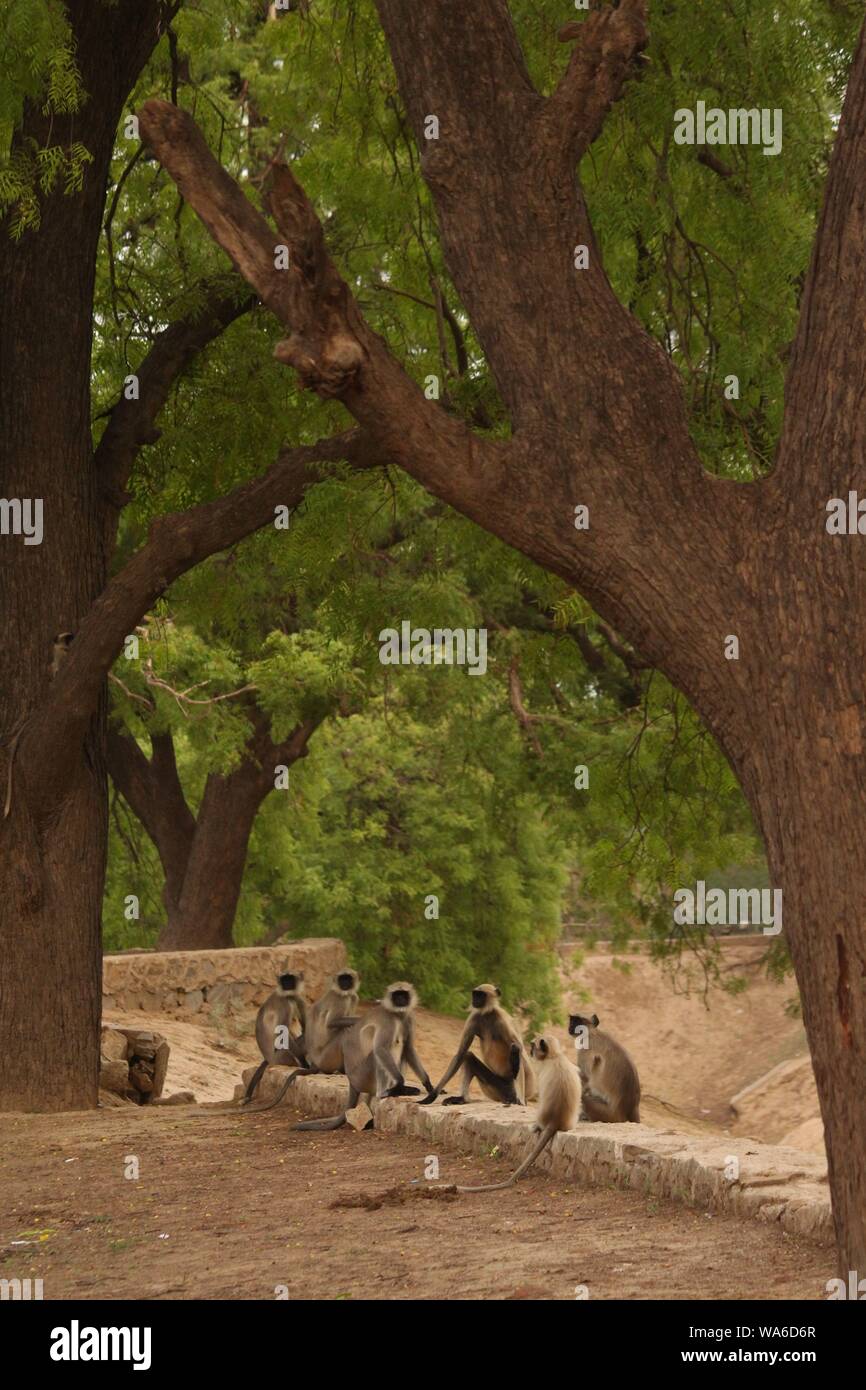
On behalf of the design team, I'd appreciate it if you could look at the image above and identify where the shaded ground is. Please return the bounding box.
[0,1104,832,1301]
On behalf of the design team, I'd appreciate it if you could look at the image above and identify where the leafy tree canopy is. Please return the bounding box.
[30,0,854,1005]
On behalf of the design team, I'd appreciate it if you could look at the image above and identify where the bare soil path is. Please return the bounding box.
[0,1104,832,1301]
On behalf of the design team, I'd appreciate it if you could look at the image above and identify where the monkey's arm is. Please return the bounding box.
[373,1041,404,1089]
[419,1021,476,1103]
[296,999,307,1033]
[402,1032,435,1094]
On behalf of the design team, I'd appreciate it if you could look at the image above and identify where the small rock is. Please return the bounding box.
[153,1091,197,1106]
[100,1027,128,1063]
[122,1030,157,1058]
[99,1059,130,1096]
[346,1102,373,1131]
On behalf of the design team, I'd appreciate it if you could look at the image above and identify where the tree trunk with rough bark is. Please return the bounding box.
[159,772,266,951]
[0,3,179,1112]
[107,715,323,951]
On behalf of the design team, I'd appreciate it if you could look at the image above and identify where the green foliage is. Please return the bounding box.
[97,0,855,1002]
[253,691,565,1022]
[104,798,165,951]
[519,0,860,479]
[0,0,89,235]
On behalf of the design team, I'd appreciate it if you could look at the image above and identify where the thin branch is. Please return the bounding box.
[139,659,256,713]
[595,619,651,673]
[697,148,735,180]
[108,671,155,711]
[104,145,146,335]
[507,656,576,756]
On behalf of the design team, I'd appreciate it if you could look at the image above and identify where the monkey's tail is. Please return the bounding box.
[242,1059,268,1106]
[242,1067,314,1114]
[197,1066,314,1117]
[456,1125,557,1193]
[187,1068,305,1118]
[292,1112,348,1131]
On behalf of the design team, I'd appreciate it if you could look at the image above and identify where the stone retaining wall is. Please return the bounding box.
[241,1066,833,1246]
[102,939,346,1017]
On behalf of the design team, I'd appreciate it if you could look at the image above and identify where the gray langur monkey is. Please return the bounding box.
[457,1035,581,1192]
[241,971,308,1105]
[568,1013,641,1123]
[293,981,435,1132]
[304,969,360,1071]
[419,983,536,1107]
[245,968,360,1114]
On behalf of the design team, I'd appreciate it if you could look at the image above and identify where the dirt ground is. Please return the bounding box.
[0,1103,833,1301]
[1,939,826,1302]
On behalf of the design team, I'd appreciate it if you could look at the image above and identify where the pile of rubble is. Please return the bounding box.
[99,1025,172,1106]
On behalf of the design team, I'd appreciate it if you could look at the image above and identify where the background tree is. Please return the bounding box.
[0,0,367,1110]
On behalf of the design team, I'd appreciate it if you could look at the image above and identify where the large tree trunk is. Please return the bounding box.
[0,161,107,1111]
[158,772,265,951]
[0,3,178,1111]
[107,715,324,951]
[763,759,866,1276]
[734,661,866,1274]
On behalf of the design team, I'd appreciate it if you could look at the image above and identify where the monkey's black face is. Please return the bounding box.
[390,989,410,1009]
[471,990,489,1010]
[279,974,298,992]
[337,973,355,991]
[568,1013,599,1035]
[530,1038,548,1059]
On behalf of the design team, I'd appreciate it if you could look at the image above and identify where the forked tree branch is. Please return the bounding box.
[135,14,760,773]
[545,1,649,162]
[137,98,510,522]
[20,429,371,810]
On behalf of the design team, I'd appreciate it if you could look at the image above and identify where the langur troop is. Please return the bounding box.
[235,969,641,1185]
